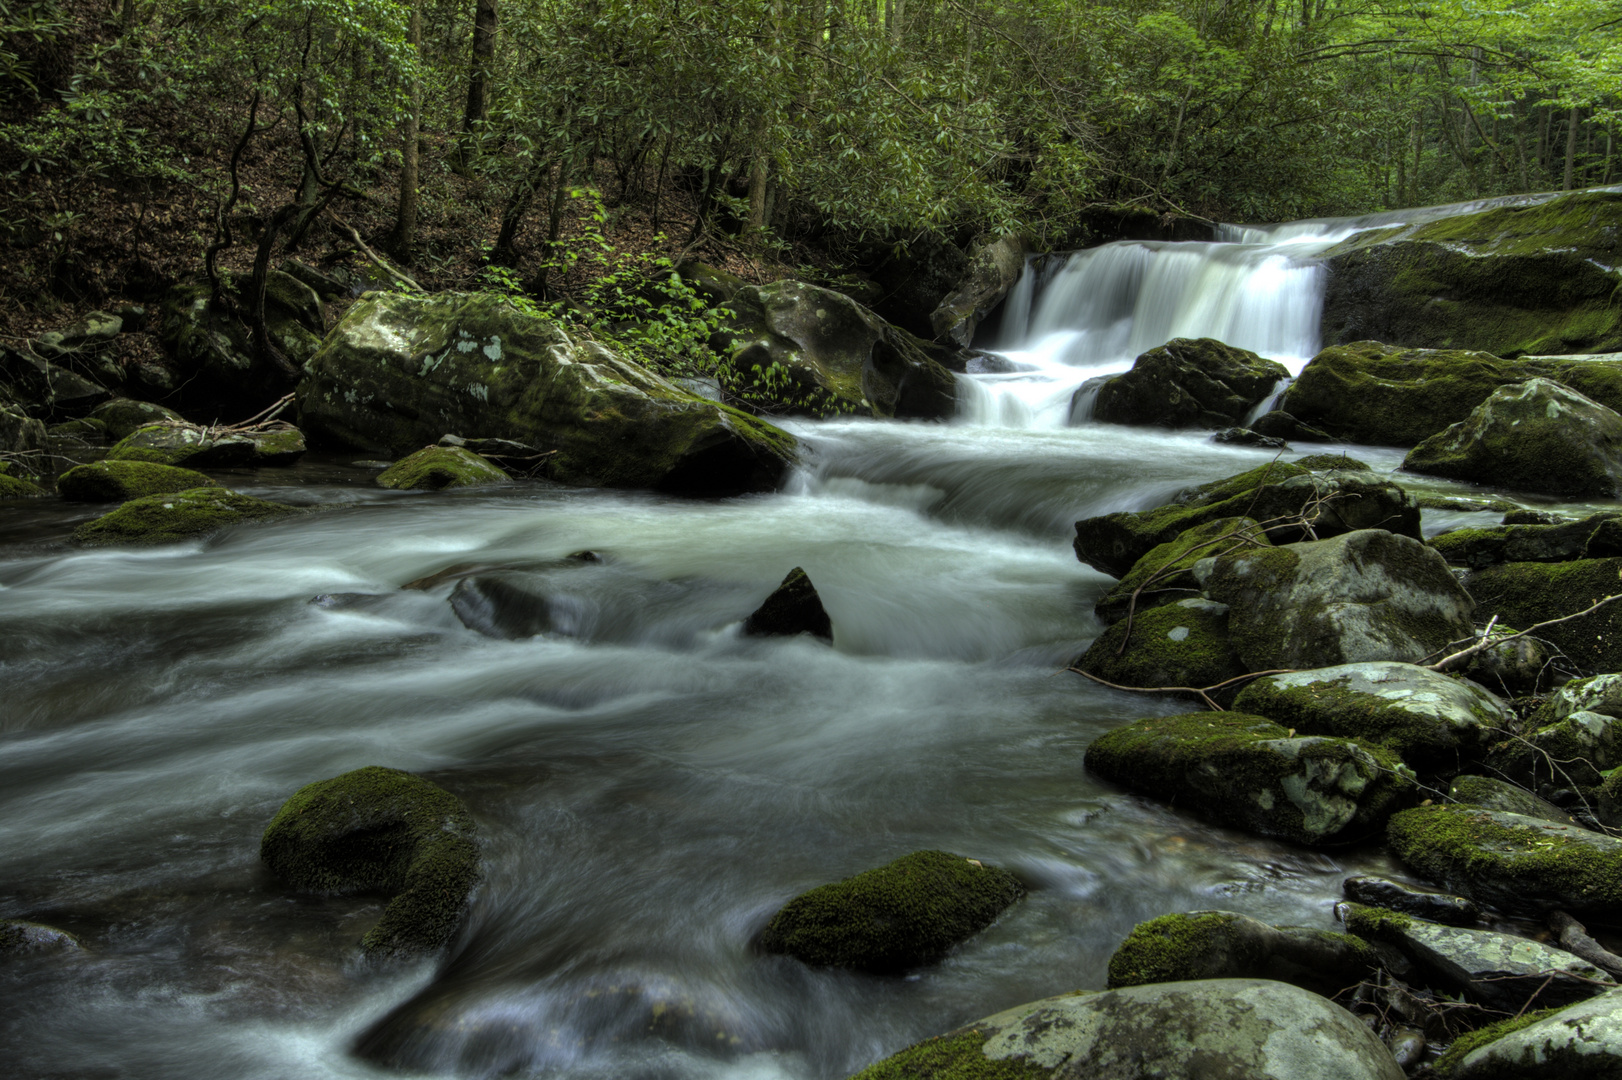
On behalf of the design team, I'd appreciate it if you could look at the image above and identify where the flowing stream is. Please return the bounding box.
[0,200,1574,1080]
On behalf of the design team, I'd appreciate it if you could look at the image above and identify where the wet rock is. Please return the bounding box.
[1466,559,1622,674]
[1484,710,1622,791]
[1106,910,1378,996]
[1342,875,1481,926]
[1095,517,1270,624]
[1252,409,1333,442]
[73,487,305,546]
[449,575,559,639]
[1232,662,1511,776]
[376,446,508,490]
[1073,598,1246,697]
[1093,338,1289,430]
[0,920,80,954]
[1085,712,1414,846]
[1533,673,1622,725]
[298,291,795,495]
[930,234,1027,348]
[57,460,217,502]
[1387,805,1622,919]
[863,235,969,340]
[1449,775,1573,825]
[758,849,1023,974]
[107,421,306,468]
[1199,530,1476,672]
[1429,514,1622,571]
[1387,1027,1428,1071]
[1419,495,1522,514]
[1212,427,1288,448]
[0,471,46,498]
[260,766,480,958]
[1404,379,1622,497]
[847,979,1404,1080]
[742,568,833,642]
[87,398,186,442]
[1434,989,1622,1079]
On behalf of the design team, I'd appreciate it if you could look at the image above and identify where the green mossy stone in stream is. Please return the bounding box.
[1448,775,1573,825]
[87,397,186,441]
[1105,910,1377,994]
[1431,1006,1564,1079]
[1094,517,1270,624]
[758,849,1025,974]
[1429,513,1622,570]
[1465,558,1622,674]
[1072,598,1246,696]
[376,445,508,490]
[260,766,480,958]
[72,487,304,546]
[0,472,45,498]
[57,460,217,502]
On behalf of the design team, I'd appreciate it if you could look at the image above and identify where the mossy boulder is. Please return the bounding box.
[709,280,960,418]
[58,460,217,502]
[107,421,306,468]
[1200,530,1476,672]
[1404,379,1622,497]
[757,849,1024,974]
[1320,189,1622,357]
[0,344,111,419]
[1085,712,1414,846]
[930,234,1027,348]
[1433,994,1622,1079]
[157,276,322,417]
[1483,710,1622,791]
[72,487,304,546]
[1093,338,1289,430]
[741,567,833,642]
[847,980,1404,1080]
[1387,804,1622,919]
[1449,775,1573,825]
[298,291,795,495]
[1430,513,1622,571]
[260,766,480,958]
[1072,598,1246,696]
[1458,621,1557,697]
[1096,517,1270,624]
[1465,559,1622,673]
[1534,674,1622,726]
[376,445,508,490]
[674,259,747,305]
[0,471,45,498]
[1106,910,1378,996]
[1232,662,1512,776]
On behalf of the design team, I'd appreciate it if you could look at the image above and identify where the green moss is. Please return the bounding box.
[1417,496,1520,513]
[1339,903,1413,941]
[1106,912,1243,988]
[848,1027,1051,1080]
[1096,517,1269,624]
[376,445,508,490]
[0,472,45,498]
[1074,599,1246,695]
[1467,558,1622,673]
[758,850,1025,974]
[73,487,304,546]
[1293,453,1371,471]
[88,398,185,441]
[1433,1007,1562,1078]
[260,765,480,958]
[58,460,216,502]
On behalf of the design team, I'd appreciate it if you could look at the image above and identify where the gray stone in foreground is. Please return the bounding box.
[1445,988,1622,1079]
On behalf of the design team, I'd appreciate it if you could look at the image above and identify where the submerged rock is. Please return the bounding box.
[57,460,216,502]
[260,766,480,958]
[1106,910,1377,996]
[1084,712,1414,846]
[73,488,304,546]
[846,979,1404,1080]
[1092,338,1289,430]
[758,850,1023,974]
[376,446,508,490]
[1342,875,1481,927]
[0,920,80,955]
[1435,990,1622,1079]
[741,567,833,642]
[1072,598,1245,696]
[449,575,561,639]
[1466,559,1622,674]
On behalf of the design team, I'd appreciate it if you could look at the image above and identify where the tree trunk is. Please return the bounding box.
[1565,105,1580,191]
[460,0,499,157]
[388,0,423,257]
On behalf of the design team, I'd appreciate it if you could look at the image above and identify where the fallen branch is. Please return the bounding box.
[328,212,425,293]
[1550,911,1622,981]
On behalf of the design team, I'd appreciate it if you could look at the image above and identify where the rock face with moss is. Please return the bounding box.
[1320,190,1622,358]
[73,487,304,546]
[1232,663,1511,776]
[1106,910,1377,996]
[1466,559,1622,673]
[260,766,480,958]
[931,235,1027,348]
[1387,805,1622,919]
[107,421,306,468]
[846,979,1404,1080]
[1483,710,1622,791]
[1096,517,1271,624]
[757,850,1023,974]
[1449,775,1573,825]
[1404,380,1622,497]
[376,445,508,490]
[0,471,45,498]
[1085,712,1414,846]
[1436,990,1622,1079]
[87,397,187,441]
[156,274,324,416]
[1429,513,1622,571]
[709,281,960,418]
[1093,339,1289,430]
[1343,875,1481,926]
[1072,598,1246,695]
[742,567,833,642]
[1,402,47,455]
[298,291,795,495]
[58,459,217,502]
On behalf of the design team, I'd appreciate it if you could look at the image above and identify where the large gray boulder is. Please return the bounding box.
[1404,379,1622,497]
[297,291,796,495]
[847,979,1405,1080]
[930,234,1027,347]
[1438,988,1622,1079]
[1094,338,1289,430]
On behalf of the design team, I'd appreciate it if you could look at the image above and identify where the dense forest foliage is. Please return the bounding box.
[0,0,1617,321]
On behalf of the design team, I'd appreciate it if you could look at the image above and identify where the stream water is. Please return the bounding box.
[0,198,1586,1080]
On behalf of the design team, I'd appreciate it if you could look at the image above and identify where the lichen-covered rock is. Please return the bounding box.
[1093,338,1289,430]
[1200,530,1476,672]
[298,291,794,495]
[930,234,1027,348]
[1484,711,1622,791]
[73,487,304,546]
[1466,559,1622,674]
[1342,875,1481,926]
[57,460,217,502]
[0,920,80,954]
[157,276,321,417]
[1430,514,1622,571]
[1532,673,1622,726]
[847,979,1404,1080]
[1449,775,1574,825]
[1073,462,1421,579]
[260,766,480,958]
[1404,379,1622,497]
[376,446,508,490]
[742,567,833,642]
[758,850,1024,974]
[1387,805,1622,919]
[1232,662,1511,775]
[1096,517,1270,624]
[710,280,960,418]
[1107,910,1378,996]
[1320,190,1622,358]
[1435,990,1622,1079]
[1343,903,1610,1012]
[1085,712,1414,846]
[107,421,306,468]
[1072,598,1246,697]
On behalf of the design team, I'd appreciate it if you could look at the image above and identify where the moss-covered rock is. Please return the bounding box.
[757,850,1024,974]
[260,766,480,958]
[0,402,47,454]
[1449,775,1573,825]
[1106,910,1377,996]
[1483,710,1622,791]
[297,291,795,495]
[1465,559,1622,674]
[741,567,833,642]
[848,980,1405,1080]
[1096,517,1270,624]
[1233,662,1511,776]
[376,445,508,490]
[1404,379,1622,497]
[73,487,304,546]
[1387,804,1622,919]
[1092,338,1290,430]
[1085,712,1414,846]
[1430,513,1622,570]
[674,259,747,305]
[1320,190,1622,358]
[1072,598,1246,696]
[0,471,45,498]
[0,344,111,419]
[106,421,306,468]
[1536,674,1622,726]
[1431,1003,1570,1079]
[1342,874,1481,926]
[58,459,217,502]
[157,277,321,417]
